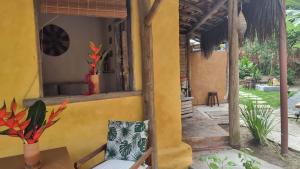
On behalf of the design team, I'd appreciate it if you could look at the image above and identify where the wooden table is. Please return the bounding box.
[0,147,73,169]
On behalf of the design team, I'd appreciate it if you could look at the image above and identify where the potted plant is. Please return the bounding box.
[0,99,67,169]
[86,42,109,94]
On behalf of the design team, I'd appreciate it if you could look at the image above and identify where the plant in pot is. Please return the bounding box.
[86,42,110,94]
[0,99,67,169]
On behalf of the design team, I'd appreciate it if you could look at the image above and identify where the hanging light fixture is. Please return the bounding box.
[238,4,247,47]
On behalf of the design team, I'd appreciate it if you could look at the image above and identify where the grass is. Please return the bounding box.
[240,87,296,108]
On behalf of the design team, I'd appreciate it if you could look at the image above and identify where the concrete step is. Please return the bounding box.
[184,135,230,151]
[183,119,229,151]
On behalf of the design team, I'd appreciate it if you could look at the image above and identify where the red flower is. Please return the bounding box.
[0,99,67,144]
[89,42,100,54]
[0,119,5,126]
[19,119,31,130]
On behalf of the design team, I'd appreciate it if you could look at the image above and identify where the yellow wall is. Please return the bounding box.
[191,51,228,105]
[152,1,192,168]
[0,0,40,102]
[0,0,192,168]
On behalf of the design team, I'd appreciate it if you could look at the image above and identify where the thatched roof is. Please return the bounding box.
[180,0,283,56]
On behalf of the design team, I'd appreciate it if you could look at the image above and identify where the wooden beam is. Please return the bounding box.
[187,0,227,35]
[279,0,288,155]
[145,0,162,26]
[138,0,158,168]
[228,0,240,148]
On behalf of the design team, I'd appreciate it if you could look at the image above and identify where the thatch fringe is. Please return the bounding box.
[199,0,283,57]
[200,19,228,57]
[243,0,282,42]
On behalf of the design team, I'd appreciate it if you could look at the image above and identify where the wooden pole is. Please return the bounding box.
[279,0,288,155]
[186,35,192,96]
[228,0,240,148]
[138,1,158,168]
[145,0,162,26]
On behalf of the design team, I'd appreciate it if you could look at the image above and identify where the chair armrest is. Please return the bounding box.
[74,143,107,169]
[130,147,153,169]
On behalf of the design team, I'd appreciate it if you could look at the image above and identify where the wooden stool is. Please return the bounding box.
[207,91,219,107]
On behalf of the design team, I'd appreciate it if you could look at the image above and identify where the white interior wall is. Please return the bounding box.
[39,14,108,84]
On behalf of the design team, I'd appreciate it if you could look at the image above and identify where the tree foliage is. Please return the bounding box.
[287,0,300,10]
[242,5,300,84]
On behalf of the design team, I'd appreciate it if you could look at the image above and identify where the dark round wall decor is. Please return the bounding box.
[39,24,70,56]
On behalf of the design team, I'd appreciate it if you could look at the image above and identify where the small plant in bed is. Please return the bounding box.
[201,155,236,169]
[239,148,261,169]
[240,100,275,145]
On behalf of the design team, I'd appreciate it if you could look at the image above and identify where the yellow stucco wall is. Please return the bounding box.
[151,1,192,168]
[0,0,192,168]
[191,51,228,105]
[0,1,40,102]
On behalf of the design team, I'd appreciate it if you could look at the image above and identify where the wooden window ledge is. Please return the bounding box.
[23,91,142,107]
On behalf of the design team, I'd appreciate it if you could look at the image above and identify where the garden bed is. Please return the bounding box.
[220,125,300,169]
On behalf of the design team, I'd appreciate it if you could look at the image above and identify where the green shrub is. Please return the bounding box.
[288,68,296,85]
[239,56,261,82]
[273,65,296,85]
[240,101,275,145]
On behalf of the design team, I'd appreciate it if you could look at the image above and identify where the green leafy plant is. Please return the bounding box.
[201,155,236,169]
[273,65,296,85]
[238,149,261,169]
[240,101,275,145]
[239,56,261,82]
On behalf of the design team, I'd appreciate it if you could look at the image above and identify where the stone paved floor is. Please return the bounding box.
[288,91,300,114]
[191,149,282,169]
[268,101,300,152]
[194,104,229,125]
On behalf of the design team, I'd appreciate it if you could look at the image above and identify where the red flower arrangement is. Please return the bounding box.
[0,99,67,144]
[85,42,110,95]
[87,42,109,75]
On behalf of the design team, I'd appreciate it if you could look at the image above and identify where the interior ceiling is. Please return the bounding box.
[179,0,228,39]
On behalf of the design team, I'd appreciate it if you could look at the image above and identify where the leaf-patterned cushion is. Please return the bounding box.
[105,120,149,162]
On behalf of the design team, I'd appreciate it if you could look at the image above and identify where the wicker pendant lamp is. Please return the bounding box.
[238,9,247,47]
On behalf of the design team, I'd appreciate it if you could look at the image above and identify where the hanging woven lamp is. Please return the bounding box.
[238,10,247,47]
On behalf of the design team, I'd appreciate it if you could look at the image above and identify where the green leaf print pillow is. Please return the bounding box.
[105,120,149,161]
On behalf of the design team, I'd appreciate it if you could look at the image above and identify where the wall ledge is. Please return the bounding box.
[23,91,142,107]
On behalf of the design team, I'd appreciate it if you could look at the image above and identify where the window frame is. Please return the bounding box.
[29,0,136,105]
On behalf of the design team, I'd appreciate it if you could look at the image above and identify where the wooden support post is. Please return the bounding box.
[228,0,240,148]
[279,0,288,155]
[138,1,158,168]
[145,0,162,26]
[186,36,192,96]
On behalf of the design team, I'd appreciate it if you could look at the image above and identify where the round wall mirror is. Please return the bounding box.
[39,24,70,56]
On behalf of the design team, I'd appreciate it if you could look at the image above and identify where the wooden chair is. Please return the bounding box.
[74,121,153,169]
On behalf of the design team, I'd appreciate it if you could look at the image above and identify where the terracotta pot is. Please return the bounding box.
[90,74,100,94]
[24,142,41,169]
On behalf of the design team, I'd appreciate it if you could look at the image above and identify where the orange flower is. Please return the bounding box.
[89,42,100,54]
